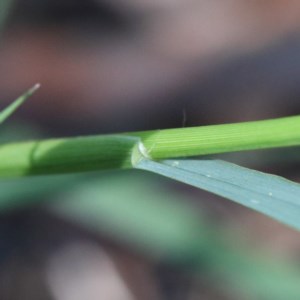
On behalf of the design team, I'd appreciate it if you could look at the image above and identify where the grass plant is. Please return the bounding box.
[1,77,300,300]
[2,86,300,231]
[2,3,300,298]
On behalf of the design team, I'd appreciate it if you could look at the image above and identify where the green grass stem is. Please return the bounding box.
[0,135,137,177]
[133,115,300,159]
[0,115,300,177]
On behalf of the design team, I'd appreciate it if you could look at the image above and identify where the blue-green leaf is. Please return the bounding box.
[135,157,300,230]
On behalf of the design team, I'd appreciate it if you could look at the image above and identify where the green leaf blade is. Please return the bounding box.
[0,84,40,124]
[135,158,300,230]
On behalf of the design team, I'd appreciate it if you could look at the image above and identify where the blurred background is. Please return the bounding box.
[1,1,300,299]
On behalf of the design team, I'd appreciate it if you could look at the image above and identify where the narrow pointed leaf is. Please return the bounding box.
[135,157,300,230]
[0,84,40,125]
